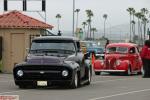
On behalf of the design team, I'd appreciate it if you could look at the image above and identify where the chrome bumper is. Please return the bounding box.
[94,69,126,72]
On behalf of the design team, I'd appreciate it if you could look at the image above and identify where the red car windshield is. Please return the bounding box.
[106,47,128,54]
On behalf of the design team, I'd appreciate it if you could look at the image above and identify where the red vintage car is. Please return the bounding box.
[93,43,142,75]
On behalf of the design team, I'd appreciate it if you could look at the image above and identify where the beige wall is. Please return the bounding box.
[0,28,41,73]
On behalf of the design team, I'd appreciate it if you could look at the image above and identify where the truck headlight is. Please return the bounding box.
[62,70,69,77]
[17,70,24,77]
[116,60,121,66]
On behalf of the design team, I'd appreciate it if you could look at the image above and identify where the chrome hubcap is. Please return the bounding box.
[88,70,91,82]
[74,73,78,87]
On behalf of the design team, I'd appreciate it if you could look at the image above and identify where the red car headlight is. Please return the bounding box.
[116,60,121,66]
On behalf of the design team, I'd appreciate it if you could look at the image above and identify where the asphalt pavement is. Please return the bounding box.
[0,73,150,100]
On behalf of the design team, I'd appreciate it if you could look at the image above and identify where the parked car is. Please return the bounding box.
[93,43,142,75]
[13,36,92,89]
[80,41,104,57]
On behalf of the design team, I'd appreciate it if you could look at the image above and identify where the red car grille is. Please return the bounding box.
[105,58,116,69]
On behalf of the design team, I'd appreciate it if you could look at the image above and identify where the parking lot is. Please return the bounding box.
[0,74,150,100]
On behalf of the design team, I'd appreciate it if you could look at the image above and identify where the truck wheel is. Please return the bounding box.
[85,68,91,85]
[19,85,27,89]
[70,72,79,89]
[95,72,101,75]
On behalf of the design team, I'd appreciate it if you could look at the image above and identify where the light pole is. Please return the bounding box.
[72,0,75,36]
[103,14,108,38]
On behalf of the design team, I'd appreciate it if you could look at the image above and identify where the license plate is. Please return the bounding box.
[37,81,47,86]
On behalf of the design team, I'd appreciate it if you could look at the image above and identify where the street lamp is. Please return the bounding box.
[72,0,75,36]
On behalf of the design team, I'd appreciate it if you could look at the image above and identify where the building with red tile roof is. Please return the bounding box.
[0,11,54,73]
[0,10,53,29]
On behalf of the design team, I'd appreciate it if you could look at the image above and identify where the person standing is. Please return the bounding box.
[57,30,62,36]
[105,39,110,48]
[140,40,150,78]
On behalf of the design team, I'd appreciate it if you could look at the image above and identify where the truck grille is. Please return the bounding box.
[14,65,72,80]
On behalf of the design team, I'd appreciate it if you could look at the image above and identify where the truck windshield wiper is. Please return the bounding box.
[59,49,75,54]
[30,49,59,53]
[30,49,75,55]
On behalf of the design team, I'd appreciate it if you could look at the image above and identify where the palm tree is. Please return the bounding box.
[86,10,94,39]
[127,8,134,41]
[55,14,61,32]
[75,9,80,35]
[82,21,87,39]
[103,14,108,38]
[142,17,149,40]
[86,19,91,39]
[91,28,97,40]
[141,8,149,15]
[135,12,144,44]
[131,20,136,42]
[132,9,136,41]
[141,8,149,40]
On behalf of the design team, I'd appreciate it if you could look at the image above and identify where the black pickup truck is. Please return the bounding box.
[13,36,92,89]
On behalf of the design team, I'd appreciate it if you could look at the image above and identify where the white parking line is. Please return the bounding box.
[89,88,150,100]
[0,90,28,95]
[0,80,13,83]
[0,76,13,79]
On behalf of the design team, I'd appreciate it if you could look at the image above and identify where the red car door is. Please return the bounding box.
[128,47,137,71]
[135,47,142,70]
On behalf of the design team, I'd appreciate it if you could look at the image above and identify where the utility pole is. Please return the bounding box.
[72,0,75,36]
[4,0,46,23]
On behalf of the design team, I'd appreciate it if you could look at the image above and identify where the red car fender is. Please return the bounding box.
[93,60,104,70]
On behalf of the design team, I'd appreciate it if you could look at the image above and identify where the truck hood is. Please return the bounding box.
[26,54,75,65]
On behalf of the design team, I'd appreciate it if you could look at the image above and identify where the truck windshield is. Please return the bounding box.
[30,40,75,54]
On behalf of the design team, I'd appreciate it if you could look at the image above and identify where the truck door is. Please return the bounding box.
[76,41,85,78]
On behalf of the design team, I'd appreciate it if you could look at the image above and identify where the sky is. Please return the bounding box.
[0,0,150,34]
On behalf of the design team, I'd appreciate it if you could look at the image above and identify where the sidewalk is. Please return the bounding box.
[0,73,13,77]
